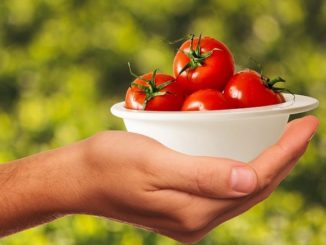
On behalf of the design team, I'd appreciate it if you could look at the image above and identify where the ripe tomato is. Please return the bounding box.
[173,35,235,93]
[125,70,185,111]
[223,69,286,108]
[182,89,233,111]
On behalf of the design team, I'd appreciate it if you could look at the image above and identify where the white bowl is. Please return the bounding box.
[110,94,319,162]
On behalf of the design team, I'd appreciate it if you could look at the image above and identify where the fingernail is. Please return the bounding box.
[231,167,257,194]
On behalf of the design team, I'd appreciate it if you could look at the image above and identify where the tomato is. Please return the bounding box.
[182,89,233,111]
[173,35,235,93]
[125,70,185,111]
[223,69,286,108]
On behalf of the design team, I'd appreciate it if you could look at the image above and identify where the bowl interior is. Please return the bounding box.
[110,94,318,121]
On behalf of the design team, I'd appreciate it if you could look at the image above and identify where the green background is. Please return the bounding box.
[0,0,325,244]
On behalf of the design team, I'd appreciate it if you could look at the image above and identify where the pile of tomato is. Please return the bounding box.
[125,35,286,111]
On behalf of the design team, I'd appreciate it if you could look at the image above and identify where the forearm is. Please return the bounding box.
[0,141,88,237]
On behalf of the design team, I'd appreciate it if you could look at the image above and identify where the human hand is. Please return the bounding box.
[74,115,318,243]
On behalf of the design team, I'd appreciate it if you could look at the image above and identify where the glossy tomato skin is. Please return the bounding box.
[125,73,185,111]
[223,69,285,108]
[182,89,233,111]
[173,36,235,93]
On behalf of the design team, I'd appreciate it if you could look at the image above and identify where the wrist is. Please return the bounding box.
[0,140,90,233]
[52,133,117,216]
[39,140,91,215]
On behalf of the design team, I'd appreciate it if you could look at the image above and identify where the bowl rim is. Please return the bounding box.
[110,94,319,121]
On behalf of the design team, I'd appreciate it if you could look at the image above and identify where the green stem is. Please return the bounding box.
[128,64,175,110]
[177,34,217,77]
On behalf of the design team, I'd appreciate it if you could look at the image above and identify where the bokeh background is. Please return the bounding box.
[0,0,325,244]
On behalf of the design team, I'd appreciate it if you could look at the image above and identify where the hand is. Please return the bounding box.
[75,115,318,243]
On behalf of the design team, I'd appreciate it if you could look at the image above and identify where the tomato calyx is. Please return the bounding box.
[249,59,290,94]
[178,34,220,76]
[261,74,292,94]
[128,63,175,109]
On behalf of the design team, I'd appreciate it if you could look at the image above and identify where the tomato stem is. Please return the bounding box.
[177,34,218,77]
[168,34,193,45]
[268,77,285,87]
[261,74,292,95]
[128,63,175,110]
[249,61,292,96]
[128,62,140,80]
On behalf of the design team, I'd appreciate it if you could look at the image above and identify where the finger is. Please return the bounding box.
[151,152,258,199]
[173,159,309,243]
[192,160,303,238]
[181,116,319,238]
[152,116,317,199]
[249,115,319,191]
[155,191,230,230]
[222,146,313,225]
[146,190,238,243]
[146,116,319,241]
[210,116,319,227]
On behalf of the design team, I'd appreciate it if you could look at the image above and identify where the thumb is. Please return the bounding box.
[249,115,319,191]
[152,154,258,199]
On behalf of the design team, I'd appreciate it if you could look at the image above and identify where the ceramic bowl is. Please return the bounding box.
[111,94,318,162]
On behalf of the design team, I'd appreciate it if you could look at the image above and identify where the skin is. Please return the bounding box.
[0,116,319,243]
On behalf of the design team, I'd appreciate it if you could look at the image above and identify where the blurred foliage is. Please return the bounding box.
[0,0,325,244]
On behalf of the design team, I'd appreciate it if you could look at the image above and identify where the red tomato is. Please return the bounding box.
[173,35,235,93]
[125,71,185,111]
[223,69,286,108]
[182,89,233,111]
